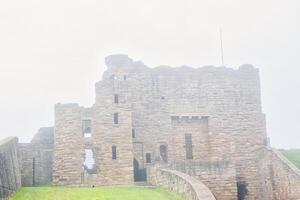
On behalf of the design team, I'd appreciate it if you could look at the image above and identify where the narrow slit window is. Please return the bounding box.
[160,145,168,162]
[112,146,117,160]
[146,153,151,163]
[185,134,193,159]
[132,129,136,138]
[82,120,92,138]
[114,113,119,124]
[114,94,119,104]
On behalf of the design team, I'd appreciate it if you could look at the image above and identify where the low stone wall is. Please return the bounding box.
[169,160,237,200]
[0,137,21,199]
[147,165,216,200]
[268,148,300,200]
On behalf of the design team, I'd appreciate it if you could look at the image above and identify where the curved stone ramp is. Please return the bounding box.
[267,148,300,199]
[147,166,216,200]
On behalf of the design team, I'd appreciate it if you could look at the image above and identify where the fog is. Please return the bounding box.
[0,0,299,148]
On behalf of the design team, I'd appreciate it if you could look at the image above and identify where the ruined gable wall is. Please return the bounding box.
[18,127,54,186]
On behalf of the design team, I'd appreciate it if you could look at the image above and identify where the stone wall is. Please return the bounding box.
[147,165,216,200]
[92,76,134,185]
[52,54,269,198]
[0,137,21,199]
[267,148,300,200]
[53,81,134,186]
[18,127,54,186]
[103,55,267,199]
[169,160,237,200]
[52,104,85,186]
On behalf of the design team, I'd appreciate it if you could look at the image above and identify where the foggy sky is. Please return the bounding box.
[0,0,299,148]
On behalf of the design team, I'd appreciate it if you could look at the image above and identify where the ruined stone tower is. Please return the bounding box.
[2,54,300,200]
[42,54,299,199]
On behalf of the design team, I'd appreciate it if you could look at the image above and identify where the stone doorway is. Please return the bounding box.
[237,180,248,200]
[133,159,147,182]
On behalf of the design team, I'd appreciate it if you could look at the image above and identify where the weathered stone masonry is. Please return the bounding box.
[0,137,21,199]
[2,54,300,200]
[50,54,300,199]
[19,127,53,186]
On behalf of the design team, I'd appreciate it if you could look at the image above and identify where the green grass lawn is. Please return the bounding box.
[10,186,183,200]
[280,149,300,169]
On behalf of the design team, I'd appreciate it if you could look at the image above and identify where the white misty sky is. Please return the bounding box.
[0,0,299,148]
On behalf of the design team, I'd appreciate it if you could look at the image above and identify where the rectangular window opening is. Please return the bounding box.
[112,146,117,160]
[113,113,119,124]
[82,120,92,138]
[132,129,136,138]
[185,134,193,160]
[146,153,151,163]
[114,94,119,104]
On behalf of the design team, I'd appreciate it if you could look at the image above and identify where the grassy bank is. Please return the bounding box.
[280,149,300,169]
[10,186,183,200]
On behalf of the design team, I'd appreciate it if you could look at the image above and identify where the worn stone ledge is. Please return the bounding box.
[148,165,216,200]
[266,147,300,199]
[269,148,300,176]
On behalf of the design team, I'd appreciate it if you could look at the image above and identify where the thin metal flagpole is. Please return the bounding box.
[220,27,224,66]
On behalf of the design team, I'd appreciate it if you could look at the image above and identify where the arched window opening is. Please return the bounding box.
[160,145,168,162]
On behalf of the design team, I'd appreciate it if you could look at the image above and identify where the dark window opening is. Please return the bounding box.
[81,172,84,184]
[237,181,248,200]
[132,129,136,138]
[84,149,97,174]
[146,153,151,163]
[114,94,119,104]
[112,146,117,160]
[160,145,168,162]
[123,75,127,80]
[185,134,193,159]
[82,120,92,138]
[161,96,165,100]
[114,113,119,124]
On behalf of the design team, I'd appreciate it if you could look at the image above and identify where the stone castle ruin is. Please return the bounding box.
[1,54,300,200]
